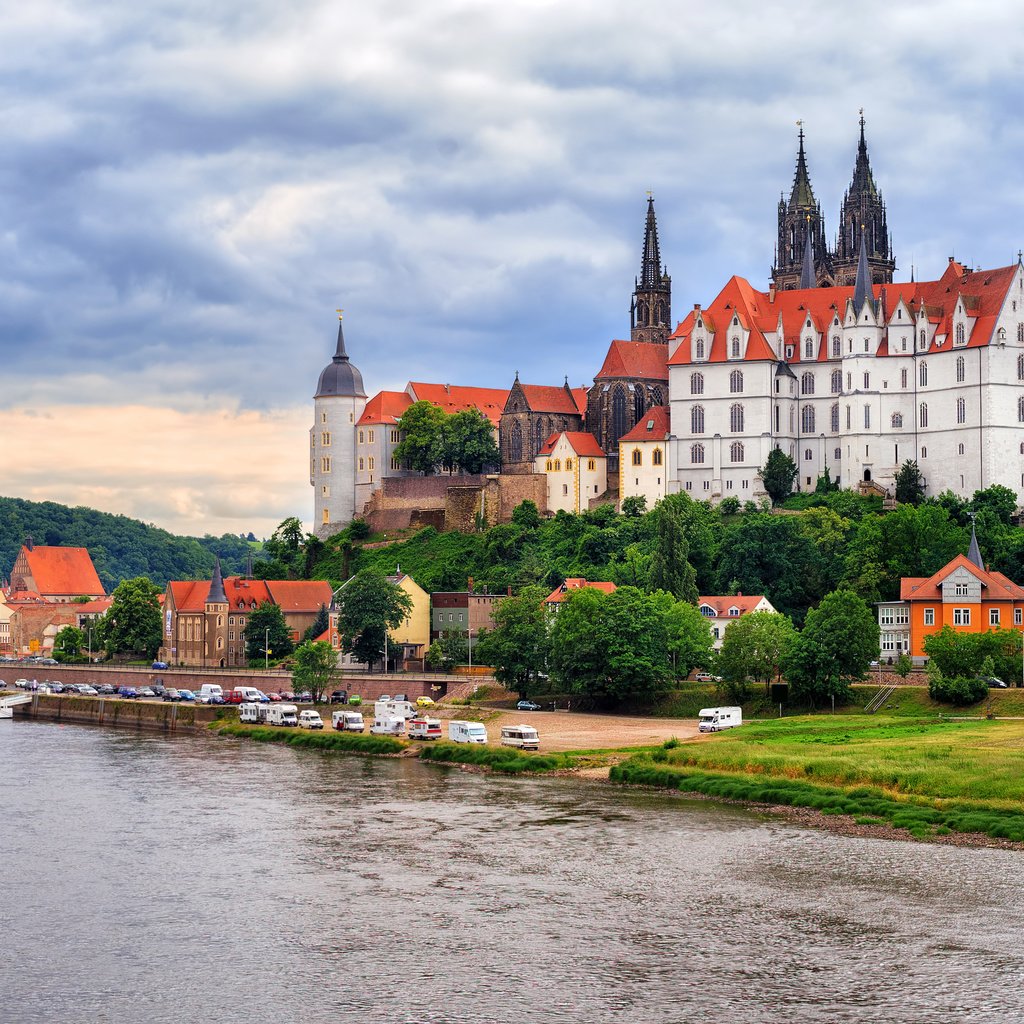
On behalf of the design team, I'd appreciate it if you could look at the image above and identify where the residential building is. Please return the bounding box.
[535,431,607,513]
[698,594,776,649]
[431,588,503,658]
[618,406,670,508]
[543,578,617,614]
[384,569,431,669]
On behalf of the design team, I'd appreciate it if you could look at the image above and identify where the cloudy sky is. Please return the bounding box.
[4,0,1024,538]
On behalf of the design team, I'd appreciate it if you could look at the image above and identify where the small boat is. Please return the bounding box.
[0,705,13,720]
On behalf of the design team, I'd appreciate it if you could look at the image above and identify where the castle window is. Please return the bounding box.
[919,329,927,350]
[691,443,705,464]
[562,484,569,496]
[217,637,223,650]
[321,456,331,473]
[956,355,965,382]
[831,369,841,394]
[565,458,573,470]
[322,412,327,423]
[831,335,840,357]
[901,368,908,388]
[322,485,329,496]
[834,447,841,461]
[631,449,642,466]
[731,337,740,358]
[368,457,375,470]
[801,406,815,433]
[587,459,595,471]
[652,448,663,466]
[510,421,523,463]
[805,339,814,358]
[846,372,852,390]
[391,457,400,470]
[611,387,627,444]
[729,403,744,432]
[1018,323,1024,343]
[358,430,364,443]
[801,372,815,395]
[804,448,813,460]
[390,429,400,443]
[690,372,704,395]
[958,443,965,456]
[864,339,870,352]
[729,441,744,463]
[691,405,705,434]
[956,397,966,425]
[831,403,839,432]
[1018,352,1024,380]
[920,403,929,428]
[863,372,870,389]
[864,405,871,429]
[846,405,851,430]
[955,323,965,345]
[322,432,331,446]
[554,459,561,471]
[919,362,928,387]
[921,446,928,458]
[891,412,903,428]
[1019,396,1024,423]
[546,460,552,470]
[695,339,705,360]
[358,457,364,471]
[368,430,375,443]
[730,370,743,393]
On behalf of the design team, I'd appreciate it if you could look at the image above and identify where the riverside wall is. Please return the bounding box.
[10,692,221,734]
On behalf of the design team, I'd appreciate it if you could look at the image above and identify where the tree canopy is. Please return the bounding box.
[99,576,163,659]
[334,569,414,670]
[392,402,499,476]
[761,448,797,506]
[243,602,295,665]
[292,639,338,703]
[475,585,549,697]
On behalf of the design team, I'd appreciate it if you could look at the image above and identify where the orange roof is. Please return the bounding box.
[169,578,330,614]
[407,382,510,426]
[595,341,668,381]
[266,580,333,612]
[571,387,590,413]
[900,555,1024,602]
[358,390,412,426]
[544,578,617,604]
[698,595,772,616]
[517,384,585,415]
[22,546,104,597]
[619,406,670,442]
[537,431,606,458]
[73,598,113,615]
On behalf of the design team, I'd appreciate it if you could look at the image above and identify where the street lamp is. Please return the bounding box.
[263,627,270,670]
[467,627,473,669]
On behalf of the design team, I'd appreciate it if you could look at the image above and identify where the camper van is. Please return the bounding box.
[266,703,298,727]
[407,717,442,741]
[697,707,742,733]
[374,699,416,721]
[448,720,488,744]
[298,709,324,729]
[239,702,267,724]
[499,724,540,750]
[370,716,405,736]
[332,710,365,732]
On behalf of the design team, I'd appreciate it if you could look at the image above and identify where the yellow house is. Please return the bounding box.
[386,568,431,664]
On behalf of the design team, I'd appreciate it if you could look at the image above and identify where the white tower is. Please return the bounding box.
[311,313,367,537]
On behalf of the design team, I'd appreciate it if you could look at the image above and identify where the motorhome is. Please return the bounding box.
[239,702,267,724]
[697,707,742,733]
[298,709,324,729]
[407,717,442,741]
[499,724,540,750]
[374,699,416,721]
[266,704,298,727]
[370,716,405,736]
[332,710,365,732]
[448,720,488,744]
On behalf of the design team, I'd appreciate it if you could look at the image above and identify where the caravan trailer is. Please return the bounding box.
[499,724,540,750]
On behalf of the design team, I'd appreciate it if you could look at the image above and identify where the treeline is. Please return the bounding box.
[309,485,1024,626]
[0,496,261,591]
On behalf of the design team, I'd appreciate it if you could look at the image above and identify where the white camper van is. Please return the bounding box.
[266,703,298,727]
[499,724,540,750]
[370,716,405,736]
[448,720,488,744]
[697,707,742,733]
[407,717,442,740]
[374,699,416,721]
[239,702,267,724]
[332,710,365,732]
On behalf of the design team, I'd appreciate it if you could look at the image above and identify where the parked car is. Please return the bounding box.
[177,689,196,701]
[279,691,296,701]
[137,687,156,698]
[295,691,312,703]
[694,671,722,683]
[78,685,98,696]
[151,661,169,670]
[117,687,139,699]
[378,694,391,702]
[516,700,542,712]
[983,676,1009,688]
[347,694,362,706]
[416,696,436,708]
[47,682,65,694]
[163,688,181,702]
[392,693,407,702]
[96,684,116,695]
[266,692,282,702]
[329,690,349,704]
[298,709,324,729]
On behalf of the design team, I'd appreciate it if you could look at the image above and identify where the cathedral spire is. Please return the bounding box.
[790,123,817,209]
[853,228,872,312]
[630,194,671,344]
[640,194,662,289]
[799,217,816,289]
[208,557,227,605]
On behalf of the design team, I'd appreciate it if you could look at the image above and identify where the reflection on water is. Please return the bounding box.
[2,719,1023,1023]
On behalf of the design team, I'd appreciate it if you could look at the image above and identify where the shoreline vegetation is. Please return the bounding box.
[211,711,1024,850]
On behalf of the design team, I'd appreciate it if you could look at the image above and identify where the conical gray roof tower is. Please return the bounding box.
[967,521,984,570]
[852,228,873,313]
[799,217,816,290]
[315,319,366,399]
[208,557,227,604]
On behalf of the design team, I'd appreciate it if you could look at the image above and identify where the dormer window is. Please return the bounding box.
[805,339,813,358]
[955,323,965,345]
[728,606,740,617]
[699,605,716,617]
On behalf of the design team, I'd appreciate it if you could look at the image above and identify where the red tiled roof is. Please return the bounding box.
[517,384,585,415]
[698,595,772,616]
[571,387,590,413]
[22,546,104,597]
[537,431,606,458]
[544,578,617,604]
[266,580,333,612]
[358,390,412,426]
[73,598,113,615]
[169,578,330,614]
[407,382,510,426]
[595,341,668,381]
[619,406,670,442]
[900,555,1024,602]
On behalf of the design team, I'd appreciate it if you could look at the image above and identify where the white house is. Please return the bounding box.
[698,594,776,649]
[535,431,608,514]
[618,406,670,509]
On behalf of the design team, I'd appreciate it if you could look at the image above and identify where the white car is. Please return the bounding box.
[298,710,324,730]
[78,685,99,696]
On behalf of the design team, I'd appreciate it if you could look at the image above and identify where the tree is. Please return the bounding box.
[650,592,716,679]
[894,460,925,505]
[760,448,797,505]
[511,500,541,529]
[291,640,338,704]
[548,586,671,707]
[437,630,468,670]
[649,502,698,603]
[971,485,1019,526]
[335,569,414,671]
[54,625,85,662]
[782,589,879,706]
[893,652,913,681]
[303,603,330,643]
[716,610,797,697]
[99,577,163,659]
[243,602,294,664]
[437,409,501,474]
[474,585,549,698]
[621,496,647,518]
[393,401,448,474]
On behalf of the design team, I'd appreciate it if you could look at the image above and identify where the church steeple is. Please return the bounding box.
[799,217,816,290]
[630,194,672,344]
[852,229,873,313]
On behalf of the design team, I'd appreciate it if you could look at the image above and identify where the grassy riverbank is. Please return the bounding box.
[610,716,1024,842]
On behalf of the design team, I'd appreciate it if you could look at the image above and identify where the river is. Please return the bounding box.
[2,719,1023,1024]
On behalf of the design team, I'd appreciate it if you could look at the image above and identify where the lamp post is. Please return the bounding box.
[467,627,473,669]
[264,627,270,670]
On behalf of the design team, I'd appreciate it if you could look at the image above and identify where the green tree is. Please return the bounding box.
[474,585,549,698]
[437,409,501,474]
[548,586,671,707]
[243,602,295,664]
[649,502,698,603]
[511,500,541,529]
[971,485,1019,526]
[393,401,448,474]
[893,651,913,681]
[716,610,797,697]
[99,576,163,659]
[54,625,85,662]
[783,589,879,706]
[761,448,797,506]
[335,569,414,670]
[437,629,468,669]
[303,603,330,642]
[621,496,647,517]
[650,592,716,679]
[894,460,925,505]
[291,639,338,704]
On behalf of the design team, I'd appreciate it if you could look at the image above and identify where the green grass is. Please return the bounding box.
[418,742,576,774]
[211,721,406,755]
[610,714,1024,842]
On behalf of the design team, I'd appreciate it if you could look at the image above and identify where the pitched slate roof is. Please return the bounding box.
[407,382,510,426]
[537,431,607,458]
[900,555,1024,603]
[22,546,104,597]
[543,578,617,604]
[358,390,412,426]
[619,406,670,442]
[594,341,668,381]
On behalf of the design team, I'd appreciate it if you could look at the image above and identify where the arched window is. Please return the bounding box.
[831,369,841,393]
[730,369,743,393]
[956,355,965,383]
[729,441,744,463]
[565,458,573,471]
[730,403,744,432]
[958,443,965,456]
[731,337,741,358]
[510,420,523,462]
[691,443,705,464]
[830,403,839,432]
[691,405,705,434]
[920,402,929,428]
[801,372,815,395]
[1018,353,1024,381]
[631,449,642,466]
[919,362,928,387]
[695,339,705,360]
[801,406,815,432]
[832,335,841,357]
[919,329,927,349]
[804,448,813,461]
[955,323,965,345]
[534,419,545,456]
[834,447,841,461]
[553,459,561,471]
[610,387,627,444]
[1018,323,1024,344]
[1019,396,1024,423]
[956,397,966,424]
[690,372,704,395]
[805,339,814,358]
[921,446,928,458]
[636,300,647,325]
[652,448,663,466]
[891,412,903,428]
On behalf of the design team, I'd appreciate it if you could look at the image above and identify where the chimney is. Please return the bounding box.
[769,283,776,303]
[25,535,34,551]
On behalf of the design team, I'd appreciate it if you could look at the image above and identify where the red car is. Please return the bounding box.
[266,692,282,702]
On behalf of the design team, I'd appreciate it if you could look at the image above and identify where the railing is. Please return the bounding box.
[864,684,897,713]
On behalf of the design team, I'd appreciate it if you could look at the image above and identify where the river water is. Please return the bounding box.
[2,720,1023,1024]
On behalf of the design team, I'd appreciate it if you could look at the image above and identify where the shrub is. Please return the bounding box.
[928,675,987,707]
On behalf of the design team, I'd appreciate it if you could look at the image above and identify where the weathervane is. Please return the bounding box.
[336,308,344,320]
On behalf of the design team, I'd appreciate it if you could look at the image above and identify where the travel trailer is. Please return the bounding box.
[332,710,365,732]
[499,725,540,750]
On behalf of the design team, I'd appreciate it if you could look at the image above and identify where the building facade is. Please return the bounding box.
[535,432,608,514]
[618,406,670,508]
[698,595,776,649]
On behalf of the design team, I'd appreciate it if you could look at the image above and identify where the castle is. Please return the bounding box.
[312,119,1024,531]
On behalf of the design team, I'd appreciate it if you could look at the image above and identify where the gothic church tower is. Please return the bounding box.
[630,196,672,343]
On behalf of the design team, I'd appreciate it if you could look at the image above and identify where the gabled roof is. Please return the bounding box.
[698,595,772,616]
[516,384,585,415]
[169,578,331,614]
[265,581,333,612]
[20,546,104,597]
[900,555,1024,602]
[594,341,668,381]
[407,382,510,426]
[358,390,412,426]
[619,406,670,442]
[537,431,606,458]
[543,578,617,604]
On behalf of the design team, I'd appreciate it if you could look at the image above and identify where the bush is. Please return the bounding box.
[719,496,741,516]
[928,675,988,707]
[418,742,573,774]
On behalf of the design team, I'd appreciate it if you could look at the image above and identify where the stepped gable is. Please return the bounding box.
[407,382,510,426]
[358,390,412,426]
[619,405,670,442]
[537,431,606,458]
[14,545,104,598]
[594,340,668,380]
